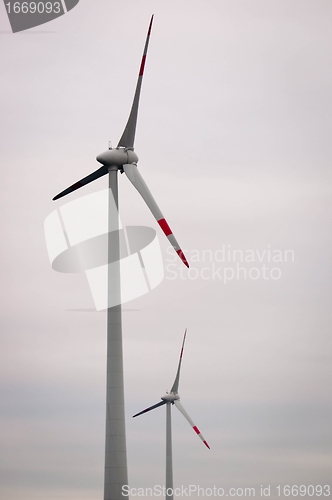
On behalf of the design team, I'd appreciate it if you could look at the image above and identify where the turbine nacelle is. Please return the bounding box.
[161,393,180,403]
[96,147,139,167]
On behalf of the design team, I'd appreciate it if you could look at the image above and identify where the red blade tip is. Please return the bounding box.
[177,249,189,268]
[148,15,154,35]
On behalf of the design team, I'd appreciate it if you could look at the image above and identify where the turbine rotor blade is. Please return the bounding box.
[52,165,108,201]
[117,15,154,149]
[170,329,187,394]
[174,400,210,449]
[123,164,189,267]
[133,400,166,418]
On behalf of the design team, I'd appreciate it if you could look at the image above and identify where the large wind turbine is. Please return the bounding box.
[133,330,210,500]
[52,15,188,269]
[52,16,188,500]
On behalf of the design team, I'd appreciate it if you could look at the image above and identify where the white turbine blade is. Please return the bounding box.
[133,400,166,418]
[123,164,189,267]
[170,329,187,394]
[117,15,154,149]
[174,400,210,449]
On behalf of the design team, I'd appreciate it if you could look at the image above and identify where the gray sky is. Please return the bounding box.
[1,1,331,499]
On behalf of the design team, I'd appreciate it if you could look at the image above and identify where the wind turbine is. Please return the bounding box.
[52,16,189,500]
[52,15,188,269]
[133,330,210,500]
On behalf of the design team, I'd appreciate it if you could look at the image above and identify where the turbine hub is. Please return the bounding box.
[161,393,180,403]
[96,147,138,167]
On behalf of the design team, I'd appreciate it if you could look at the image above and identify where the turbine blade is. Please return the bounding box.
[133,400,166,418]
[170,329,187,394]
[52,166,108,201]
[174,400,210,449]
[117,15,154,149]
[123,164,189,267]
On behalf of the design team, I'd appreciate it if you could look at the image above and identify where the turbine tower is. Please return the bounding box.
[52,16,189,500]
[133,330,210,500]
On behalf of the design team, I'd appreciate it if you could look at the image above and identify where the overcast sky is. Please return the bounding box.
[1,1,331,499]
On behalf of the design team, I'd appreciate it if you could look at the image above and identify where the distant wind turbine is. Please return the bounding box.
[133,330,210,500]
[52,16,189,500]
